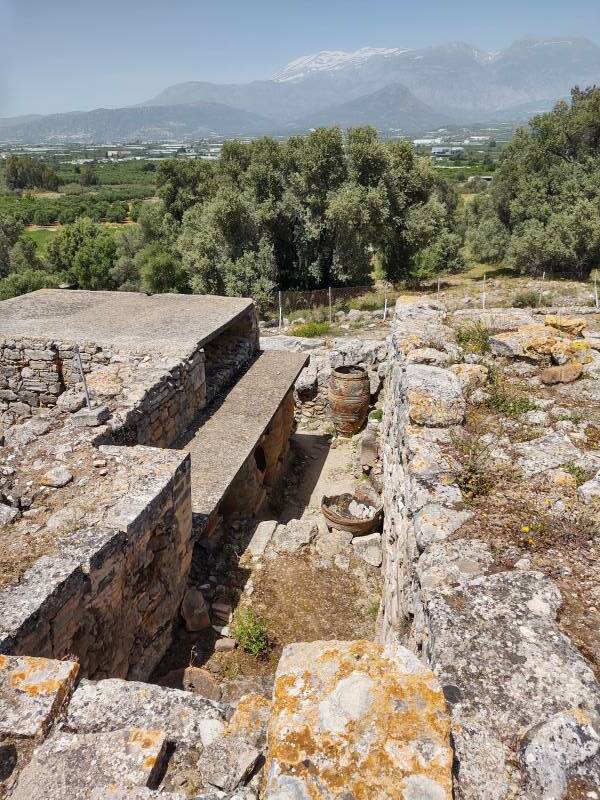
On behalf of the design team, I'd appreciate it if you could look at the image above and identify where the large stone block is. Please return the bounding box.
[0,654,79,736]
[405,364,465,427]
[264,639,452,799]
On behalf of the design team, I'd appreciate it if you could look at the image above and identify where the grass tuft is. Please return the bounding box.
[291,321,331,338]
[456,321,490,355]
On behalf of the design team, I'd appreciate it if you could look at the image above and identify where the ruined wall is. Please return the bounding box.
[380,297,600,798]
[0,447,192,682]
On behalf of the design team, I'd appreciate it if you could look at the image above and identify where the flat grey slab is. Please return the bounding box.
[0,289,252,356]
[182,350,307,518]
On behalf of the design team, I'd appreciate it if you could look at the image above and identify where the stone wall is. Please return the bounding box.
[262,336,387,425]
[0,446,192,682]
[380,297,600,798]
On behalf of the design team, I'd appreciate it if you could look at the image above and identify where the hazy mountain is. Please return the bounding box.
[0,103,276,144]
[1,37,598,143]
[290,83,448,133]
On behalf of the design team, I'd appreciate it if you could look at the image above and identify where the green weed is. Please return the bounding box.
[232,608,269,657]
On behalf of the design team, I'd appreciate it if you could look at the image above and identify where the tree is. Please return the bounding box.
[79,165,99,187]
[46,217,117,289]
[0,215,25,277]
[4,155,60,191]
[137,244,188,294]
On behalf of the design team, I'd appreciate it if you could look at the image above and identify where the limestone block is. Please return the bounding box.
[544,314,587,336]
[0,654,79,736]
[352,532,382,567]
[426,570,600,798]
[270,518,317,555]
[540,363,583,384]
[264,640,452,799]
[405,364,465,427]
[11,729,167,800]
[450,363,489,390]
[65,678,227,748]
[514,432,581,477]
[413,504,473,552]
[71,404,110,427]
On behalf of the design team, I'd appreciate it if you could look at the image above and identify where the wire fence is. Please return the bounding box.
[267,284,396,325]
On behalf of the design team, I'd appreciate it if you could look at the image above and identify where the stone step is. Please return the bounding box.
[180,350,307,521]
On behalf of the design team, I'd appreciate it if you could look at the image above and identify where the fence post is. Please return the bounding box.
[482,273,486,311]
[538,271,545,308]
[278,290,283,330]
[74,345,92,410]
[437,277,441,301]
[595,274,599,310]
[328,287,332,324]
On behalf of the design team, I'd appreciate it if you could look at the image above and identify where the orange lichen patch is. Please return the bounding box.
[129,729,164,751]
[265,640,452,799]
[8,656,79,697]
[226,693,271,737]
[0,655,9,669]
[544,315,587,336]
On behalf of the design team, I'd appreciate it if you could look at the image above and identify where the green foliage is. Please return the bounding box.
[290,321,331,338]
[456,321,490,354]
[451,430,494,499]
[232,608,268,656]
[5,155,60,191]
[0,269,61,301]
[563,462,589,487]
[486,87,600,277]
[46,217,117,290]
[486,369,537,417]
[137,243,187,294]
[512,290,542,308]
[79,165,99,187]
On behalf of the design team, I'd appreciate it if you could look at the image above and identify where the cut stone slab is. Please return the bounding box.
[199,734,260,792]
[514,432,581,477]
[352,531,382,567]
[263,640,452,799]
[0,655,79,736]
[413,504,473,552]
[425,569,600,799]
[405,364,465,427]
[244,519,277,559]
[10,728,167,800]
[64,678,227,748]
[544,314,587,336]
[270,518,317,555]
[314,527,353,559]
[71,404,110,427]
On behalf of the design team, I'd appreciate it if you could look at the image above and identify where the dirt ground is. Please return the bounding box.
[154,430,381,685]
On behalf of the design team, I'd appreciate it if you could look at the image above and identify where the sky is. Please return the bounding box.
[1,0,599,117]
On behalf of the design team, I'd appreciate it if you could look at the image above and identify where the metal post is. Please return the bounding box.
[278,290,283,330]
[383,284,388,322]
[482,273,486,311]
[595,274,599,310]
[539,271,545,308]
[328,286,332,324]
[74,346,92,410]
[437,277,441,301]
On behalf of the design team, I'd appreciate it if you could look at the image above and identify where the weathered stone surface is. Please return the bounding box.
[406,347,451,366]
[453,308,535,332]
[158,666,222,702]
[577,471,600,502]
[244,520,277,559]
[270,518,317,555]
[90,790,186,800]
[56,388,86,412]
[71,404,110,427]
[416,539,494,591]
[544,314,587,336]
[314,527,353,559]
[426,570,600,799]
[406,364,465,427]
[0,655,79,736]
[40,464,73,488]
[540,363,583,385]
[413,504,473,552]
[260,335,325,353]
[11,728,168,800]
[264,640,452,799]
[65,678,227,747]
[181,587,211,632]
[514,432,581,477]
[225,693,271,750]
[0,503,19,526]
[450,363,489,390]
[200,734,260,792]
[352,531,382,566]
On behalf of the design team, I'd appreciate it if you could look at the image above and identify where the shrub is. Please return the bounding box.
[232,608,268,656]
[291,321,331,338]
[450,429,494,498]
[512,290,541,308]
[564,462,589,487]
[486,369,537,418]
[456,321,490,354]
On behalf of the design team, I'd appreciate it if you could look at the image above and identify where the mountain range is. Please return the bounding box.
[1,38,599,143]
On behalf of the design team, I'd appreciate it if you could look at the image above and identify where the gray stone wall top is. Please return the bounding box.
[0,289,254,357]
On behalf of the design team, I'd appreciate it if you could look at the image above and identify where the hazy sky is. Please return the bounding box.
[1,0,599,117]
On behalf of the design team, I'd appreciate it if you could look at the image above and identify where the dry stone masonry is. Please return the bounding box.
[381,296,600,799]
